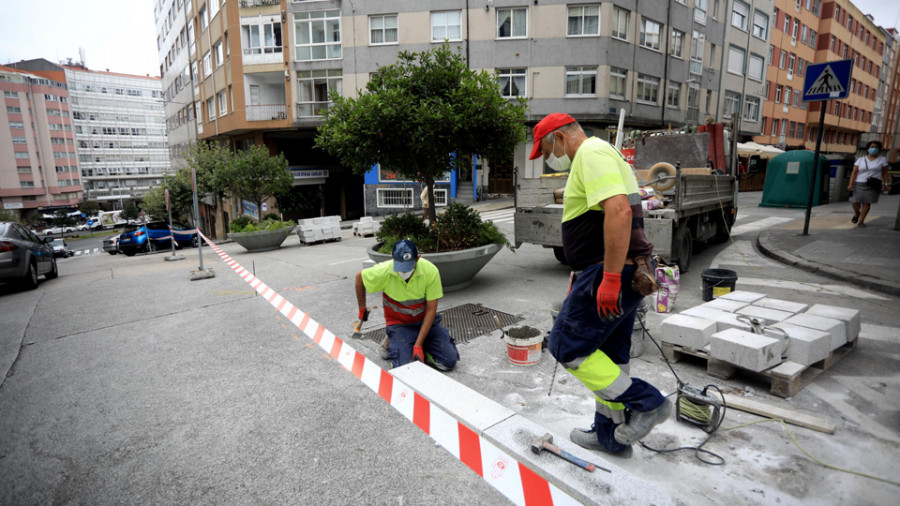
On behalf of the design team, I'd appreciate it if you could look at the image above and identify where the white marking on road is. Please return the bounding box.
[730,216,796,236]
[832,375,900,409]
[860,323,900,343]
[736,277,889,300]
[711,240,786,270]
[328,256,370,266]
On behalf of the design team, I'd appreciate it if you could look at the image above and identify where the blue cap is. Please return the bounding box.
[392,239,418,272]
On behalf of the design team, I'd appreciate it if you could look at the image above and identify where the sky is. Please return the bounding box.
[0,0,898,78]
[0,0,159,77]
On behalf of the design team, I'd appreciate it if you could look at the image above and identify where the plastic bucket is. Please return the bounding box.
[504,326,543,366]
[701,268,738,301]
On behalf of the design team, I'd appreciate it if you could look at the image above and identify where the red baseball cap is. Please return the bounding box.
[529,113,576,160]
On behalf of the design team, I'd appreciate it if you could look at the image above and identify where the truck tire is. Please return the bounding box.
[674,224,692,273]
[552,246,568,265]
[649,162,676,192]
[710,211,733,244]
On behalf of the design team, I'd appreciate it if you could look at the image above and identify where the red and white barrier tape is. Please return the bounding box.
[197,231,578,505]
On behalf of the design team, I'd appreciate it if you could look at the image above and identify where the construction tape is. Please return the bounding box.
[197,231,578,505]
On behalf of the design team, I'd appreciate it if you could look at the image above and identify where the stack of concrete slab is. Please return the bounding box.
[297,215,342,244]
[352,216,380,237]
[660,291,859,373]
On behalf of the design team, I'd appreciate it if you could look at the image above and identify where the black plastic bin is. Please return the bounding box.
[701,269,738,301]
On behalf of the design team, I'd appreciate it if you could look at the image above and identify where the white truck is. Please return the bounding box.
[514,130,737,273]
[98,210,124,229]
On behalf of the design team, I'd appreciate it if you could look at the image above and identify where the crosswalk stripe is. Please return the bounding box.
[730,216,795,236]
[735,276,888,300]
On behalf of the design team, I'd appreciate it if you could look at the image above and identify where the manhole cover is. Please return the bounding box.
[357,303,523,345]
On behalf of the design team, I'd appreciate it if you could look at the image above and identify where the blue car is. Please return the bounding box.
[119,221,198,256]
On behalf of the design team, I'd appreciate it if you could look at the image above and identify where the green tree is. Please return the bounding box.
[140,174,193,223]
[79,200,100,217]
[315,45,527,224]
[184,140,231,197]
[213,144,292,222]
[120,201,140,221]
[52,210,75,229]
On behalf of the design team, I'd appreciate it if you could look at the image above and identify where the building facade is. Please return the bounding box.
[0,65,82,219]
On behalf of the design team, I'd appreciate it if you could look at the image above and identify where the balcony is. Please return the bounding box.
[239,0,279,7]
[246,104,287,121]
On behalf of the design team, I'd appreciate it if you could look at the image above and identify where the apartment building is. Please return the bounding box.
[803,0,886,155]
[718,0,773,139]
[884,28,900,161]
[0,65,82,219]
[12,59,170,209]
[756,0,821,149]
[156,0,199,167]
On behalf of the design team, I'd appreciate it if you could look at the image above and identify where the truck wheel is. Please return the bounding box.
[675,225,692,273]
[710,211,733,244]
[552,247,568,265]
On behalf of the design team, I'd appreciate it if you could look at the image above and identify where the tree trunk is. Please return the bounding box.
[426,179,437,225]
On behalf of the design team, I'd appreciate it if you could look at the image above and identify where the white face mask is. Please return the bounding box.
[398,270,414,281]
[546,134,571,172]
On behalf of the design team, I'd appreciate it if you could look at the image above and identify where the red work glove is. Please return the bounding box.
[596,272,623,321]
[357,308,369,322]
[412,346,425,363]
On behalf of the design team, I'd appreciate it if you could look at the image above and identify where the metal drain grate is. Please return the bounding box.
[357,303,523,345]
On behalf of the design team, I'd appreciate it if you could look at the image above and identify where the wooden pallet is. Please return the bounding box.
[300,237,342,245]
[661,337,858,398]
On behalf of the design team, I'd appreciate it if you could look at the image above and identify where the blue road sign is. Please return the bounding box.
[802,59,852,101]
[86,219,94,226]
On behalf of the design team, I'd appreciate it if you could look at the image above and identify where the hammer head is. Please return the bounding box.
[530,433,553,454]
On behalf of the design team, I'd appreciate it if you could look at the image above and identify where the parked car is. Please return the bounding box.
[102,235,121,255]
[0,222,58,289]
[42,226,76,235]
[76,221,101,231]
[49,238,74,258]
[171,223,199,248]
[118,221,177,256]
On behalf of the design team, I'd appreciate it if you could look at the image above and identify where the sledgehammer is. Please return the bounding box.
[530,434,610,473]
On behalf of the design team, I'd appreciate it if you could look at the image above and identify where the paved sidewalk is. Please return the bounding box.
[757,193,900,296]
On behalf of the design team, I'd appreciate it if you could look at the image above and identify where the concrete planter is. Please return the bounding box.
[227,226,294,252]
[367,242,502,292]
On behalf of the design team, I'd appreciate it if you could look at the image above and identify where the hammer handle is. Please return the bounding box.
[545,443,595,472]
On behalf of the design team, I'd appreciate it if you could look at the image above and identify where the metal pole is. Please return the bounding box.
[167,188,176,256]
[192,164,204,270]
[803,103,827,236]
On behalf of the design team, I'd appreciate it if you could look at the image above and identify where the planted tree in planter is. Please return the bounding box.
[315,45,527,226]
[375,203,509,254]
[213,144,293,223]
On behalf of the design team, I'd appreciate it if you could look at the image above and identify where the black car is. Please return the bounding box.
[0,222,58,289]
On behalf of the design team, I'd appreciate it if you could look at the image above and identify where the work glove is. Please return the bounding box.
[357,308,370,322]
[596,272,623,322]
[412,345,426,363]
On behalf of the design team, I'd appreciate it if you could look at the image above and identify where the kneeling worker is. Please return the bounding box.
[355,239,459,370]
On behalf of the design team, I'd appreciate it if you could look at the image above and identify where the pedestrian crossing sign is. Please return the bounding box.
[802,59,852,101]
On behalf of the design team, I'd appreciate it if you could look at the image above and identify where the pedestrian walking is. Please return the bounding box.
[354,239,459,370]
[848,141,891,227]
[530,113,671,458]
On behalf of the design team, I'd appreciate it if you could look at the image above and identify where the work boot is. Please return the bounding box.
[426,352,452,372]
[380,338,390,360]
[569,427,633,458]
[614,398,673,445]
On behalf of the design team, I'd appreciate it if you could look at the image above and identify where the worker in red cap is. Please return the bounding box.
[531,113,671,458]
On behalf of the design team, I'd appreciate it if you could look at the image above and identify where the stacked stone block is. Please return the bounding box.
[297,215,342,244]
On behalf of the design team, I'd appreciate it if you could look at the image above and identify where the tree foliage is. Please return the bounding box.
[79,200,100,217]
[120,201,140,221]
[212,144,292,222]
[315,45,527,223]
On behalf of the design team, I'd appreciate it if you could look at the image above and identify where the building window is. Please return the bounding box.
[695,0,708,24]
[671,29,684,58]
[377,188,414,208]
[14,152,30,159]
[797,123,805,139]
[203,51,212,77]
[784,86,791,105]
[778,50,786,69]
[788,53,796,74]
[612,7,629,40]
[497,8,527,38]
[727,46,745,75]
[296,69,342,117]
[431,11,462,41]
[793,89,800,107]
[690,30,704,74]
[667,81,681,108]
[752,10,768,39]
[748,54,764,81]
[732,1,749,30]
[636,74,659,104]
[370,14,398,45]
[687,84,700,109]
[3,90,17,98]
[206,97,215,121]
[723,91,740,118]
[565,66,597,96]
[218,90,227,116]
[568,5,600,36]
[11,136,26,144]
[497,68,526,98]
[199,5,207,30]
[743,96,760,121]
[809,30,817,48]
[609,67,627,99]
[294,10,342,61]
[6,106,22,114]
[242,19,283,54]
[640,18,661,50]
[214,41,223,67]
